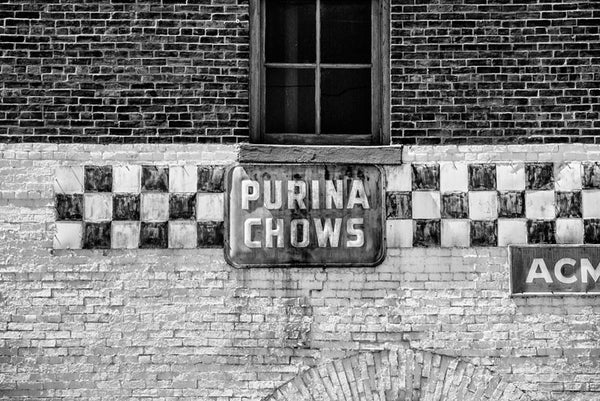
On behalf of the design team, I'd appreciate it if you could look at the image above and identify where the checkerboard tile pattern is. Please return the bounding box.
[386,162,600,248]
[54,165,225,249]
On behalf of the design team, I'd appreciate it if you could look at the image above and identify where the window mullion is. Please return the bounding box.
[315,0,321,136]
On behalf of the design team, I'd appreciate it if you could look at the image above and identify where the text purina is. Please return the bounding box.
[241,179,370,249]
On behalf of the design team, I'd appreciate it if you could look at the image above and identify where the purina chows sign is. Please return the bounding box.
[224,164,385,267]
[511,246,600,295]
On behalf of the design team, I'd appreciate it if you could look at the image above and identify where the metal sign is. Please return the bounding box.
[510,245,600,295]
[225,164,385,268]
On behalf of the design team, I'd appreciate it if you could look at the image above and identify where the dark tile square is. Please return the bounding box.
[527,220,556,244]
[470,220,497,247]
[198,166,225,193]
[140,222,168,248]
[141,166,169,192]
[386,191,411,219]
[197,221,224,248]
[582,162,600,189]
[584,219,600,244]
[468,164,496,191]
[112,194,140,220]
[526,163,554,190]
[83,222,111,249]
[555,191,582,218]
[169,193,196,220]
[441,193,468,219]
[413,219,440,247]
[55,194,83,221]
[412,164,439,191]
[498,191,525,218]
[84,165,112,192]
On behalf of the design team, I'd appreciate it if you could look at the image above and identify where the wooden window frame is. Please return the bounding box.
[249,0,390,145]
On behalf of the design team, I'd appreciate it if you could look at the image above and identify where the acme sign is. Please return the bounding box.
[225,164,385,268]
[510,246,600,295]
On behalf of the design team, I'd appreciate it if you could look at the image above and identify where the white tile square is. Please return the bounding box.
[385,165,412,192]
[525,191,556,220]
[54,222,83,249]
[196,193,224,220]
[141,193,169,222]
[440,162,468,193]
[496,163,525,191]
[441,219,470,247]
[54,166,84,194]
[497,219,527,246]
[386,219,412,248]
[113,165,141,193]
[555,219,584,244]
[168,221,198,249]
[468,191,498,220]
[169,165,198,193]
[111,221,140,249]
[582,190,600,219]
[84,193,112,222]
[555,162,582,191]
[411,191,441,219]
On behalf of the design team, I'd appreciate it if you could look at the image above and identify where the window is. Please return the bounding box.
[250,0,389,145]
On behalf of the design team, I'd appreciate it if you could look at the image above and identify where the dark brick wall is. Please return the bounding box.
[0,0,249,144]
[391,1,600,145]
[1,0,599,145]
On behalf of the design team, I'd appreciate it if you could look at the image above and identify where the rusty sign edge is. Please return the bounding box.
[223,163,387,269]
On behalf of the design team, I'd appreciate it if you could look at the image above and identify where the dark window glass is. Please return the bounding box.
[321,68,370,134]
[266,0,316,63]
[321,0,371,64]
[266,68,315,133]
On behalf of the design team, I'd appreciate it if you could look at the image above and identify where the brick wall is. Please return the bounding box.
[391,1,600,145]
[2,1,599,145]
[0,1,249,144]
[2,143,600,400]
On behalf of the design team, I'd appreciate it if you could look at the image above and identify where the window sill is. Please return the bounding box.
[238,144,403,165]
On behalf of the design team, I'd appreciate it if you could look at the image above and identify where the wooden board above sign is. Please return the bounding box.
[510,245,600,295]
[224,164,386,268]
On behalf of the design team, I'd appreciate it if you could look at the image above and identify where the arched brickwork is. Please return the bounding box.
[264,346,530,401]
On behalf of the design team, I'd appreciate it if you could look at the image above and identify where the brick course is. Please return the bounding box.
[2,1,599,144]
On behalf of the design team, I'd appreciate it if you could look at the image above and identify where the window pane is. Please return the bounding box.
[266,68,315,133]
[266,0,316,63]
[321,0,371,64]
[321,68,370,134]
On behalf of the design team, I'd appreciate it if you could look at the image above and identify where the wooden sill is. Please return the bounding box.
[238,144,403,165]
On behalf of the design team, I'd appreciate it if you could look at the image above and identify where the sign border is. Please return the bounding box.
[509,244,600,297]
[223,163,387,269]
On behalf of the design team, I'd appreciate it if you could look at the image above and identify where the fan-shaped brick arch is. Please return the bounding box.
[264,346,530,401]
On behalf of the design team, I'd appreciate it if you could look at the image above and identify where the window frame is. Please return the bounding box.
[249,0,390,145]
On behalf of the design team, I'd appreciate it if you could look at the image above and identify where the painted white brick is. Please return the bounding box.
[169,221,198,249]
[497,219,527,246]
[54,166,84,194]
[496,163,525,191]
[196,193,224,220]
[525,191,556,220]
[412,192,441,219]
[113,165,141,193]
[386,219,412,248]
[84,193,112,222]
[141,193,169,222]
[469,191,498,220]
[555,219,584,244]
[385,165,412,191]
[54,222,83,249]
[169,165,198,193]
[441,220,470,247]
[440,162,468,193]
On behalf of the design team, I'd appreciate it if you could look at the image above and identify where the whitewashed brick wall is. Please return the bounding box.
[1,143,600,400]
